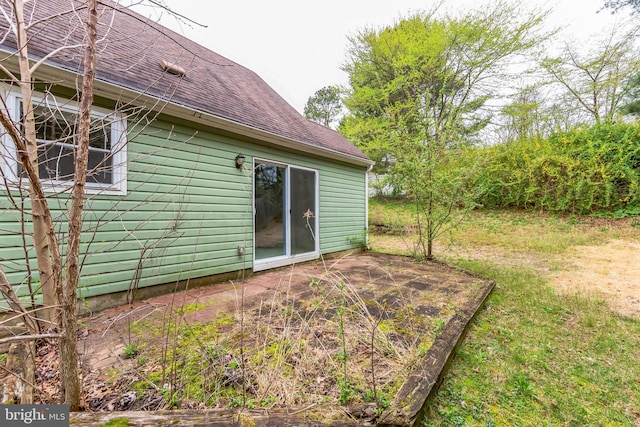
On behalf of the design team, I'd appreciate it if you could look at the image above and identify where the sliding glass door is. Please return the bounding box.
[254,161,318,270]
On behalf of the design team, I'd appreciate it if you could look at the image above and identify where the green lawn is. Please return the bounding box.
[368,198,640,426]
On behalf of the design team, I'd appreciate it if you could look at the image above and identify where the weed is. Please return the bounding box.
[161,387,179,408]
[0,353,7,363]
[334,280,354,406]
[376,395,391,410]
[347,228,367,246]
[417,340,432,357]
[308,277,322,287]
[611,205,640,219]
[105,208,479,411]
[175,302,206,315]
[338,379,354,405]
[260,396,276,407]
[104,368,121,384]
[137,355,147,366]
[364,390,390,414]
[122,342,138,359]
[99,419,130,427]
[362,390,376,403]
[205,343,226,360]
[227,396,242,408]
[433,318,446,334]
[510,373,534,397]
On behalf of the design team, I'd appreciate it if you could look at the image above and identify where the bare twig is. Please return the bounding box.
[0,333,62,344]
[0,267,40,334]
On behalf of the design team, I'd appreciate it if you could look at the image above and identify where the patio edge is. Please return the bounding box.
[377,278,496,427]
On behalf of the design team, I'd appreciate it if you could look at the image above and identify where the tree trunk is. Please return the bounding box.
[59,0,99,410]
[13,0,58,326]
[0,268,37,403]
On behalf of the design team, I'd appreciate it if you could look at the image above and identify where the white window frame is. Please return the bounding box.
[0,88,127,195]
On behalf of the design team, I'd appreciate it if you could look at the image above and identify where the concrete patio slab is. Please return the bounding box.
[70,252,494,426]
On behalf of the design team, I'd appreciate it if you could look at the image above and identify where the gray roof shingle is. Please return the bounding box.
[0,0,371,164]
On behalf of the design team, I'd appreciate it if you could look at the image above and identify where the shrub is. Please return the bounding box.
[475,122,640,214]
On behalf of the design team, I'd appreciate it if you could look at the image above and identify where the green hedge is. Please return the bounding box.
[475,122,640,214]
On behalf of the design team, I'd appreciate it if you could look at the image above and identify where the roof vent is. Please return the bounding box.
[160,60,186,77]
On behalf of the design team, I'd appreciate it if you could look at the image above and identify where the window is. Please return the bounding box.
[0,90,127,194]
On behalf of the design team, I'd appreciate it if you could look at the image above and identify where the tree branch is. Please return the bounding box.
[0,266,40,334]
[0,333,62,345]
[29,44,83,74]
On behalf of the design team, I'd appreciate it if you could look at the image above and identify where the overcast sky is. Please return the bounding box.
[142,0,624,114]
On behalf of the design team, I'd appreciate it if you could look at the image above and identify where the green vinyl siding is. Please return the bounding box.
[0,117,367,301]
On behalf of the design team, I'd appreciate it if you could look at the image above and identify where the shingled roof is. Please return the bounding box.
[0,0,371,166]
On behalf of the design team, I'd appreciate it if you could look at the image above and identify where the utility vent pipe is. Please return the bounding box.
[160,60,186,77]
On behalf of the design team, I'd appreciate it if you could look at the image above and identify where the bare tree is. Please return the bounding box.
[0,0,63,325]
[0,0,73,405]
[59,0,99,408]
[603,0,640,14]
[0,0,99,409]
[0,0,251,412]
[541,25,640,124]
[1,0,128,409]
[499,85,547,142]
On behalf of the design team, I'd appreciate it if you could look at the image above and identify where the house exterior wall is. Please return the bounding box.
[0,116,368,301]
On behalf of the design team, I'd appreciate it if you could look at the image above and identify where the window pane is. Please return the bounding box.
[89,117,112,150]
[290,168,316,255]
[87,150,113,184]
[33,105,76,144]
[38,144,74,181]
[255,163,286,260]
[22,102,114,184]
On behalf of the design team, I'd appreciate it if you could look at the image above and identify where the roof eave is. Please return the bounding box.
[2,52,373,168]
[109,86,373,167]
[180,107,375,168]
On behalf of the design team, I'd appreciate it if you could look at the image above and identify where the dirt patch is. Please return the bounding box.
[68,253,488,414]
[370,223,640,319]
[551,239,640,318]
[449,238,640,319]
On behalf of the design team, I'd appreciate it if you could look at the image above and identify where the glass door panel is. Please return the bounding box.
[254,163,286,260]
[290,168,316,255]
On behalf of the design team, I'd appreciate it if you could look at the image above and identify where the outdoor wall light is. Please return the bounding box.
[235,153,246,169]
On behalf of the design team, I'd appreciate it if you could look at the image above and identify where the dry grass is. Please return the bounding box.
[80,254,474,413]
